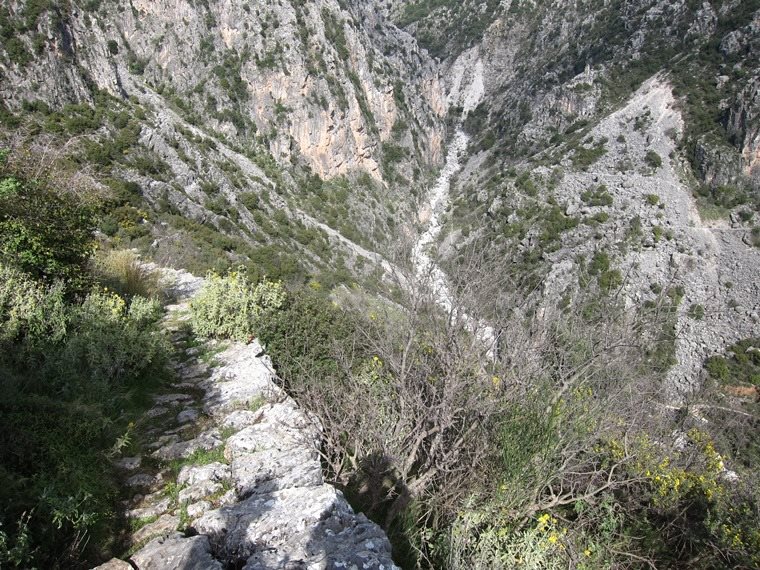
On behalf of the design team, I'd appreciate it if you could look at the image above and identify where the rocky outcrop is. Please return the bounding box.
[727,76,760,187]
[98,270,398,569]
[526,77,760,399]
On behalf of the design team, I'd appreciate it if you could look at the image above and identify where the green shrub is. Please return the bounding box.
[705,356,729,381]
[599,269,623,292]
[581,185,613,206]
[704,339,760,386]
[0,169,95,288]
[258,287,353,386]
[645,150,662,168]
[571,141,607,170]
[0,272,168,566]
[50,290,167,400]
[646,193,660,206]
[0,264,67,345]
[688,303,705,320]
[0,395,116,567]
[191,269,285,342]
[588,251,610,275]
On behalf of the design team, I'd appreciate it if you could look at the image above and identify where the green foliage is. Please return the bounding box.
[585,251,621,293]
[396,0,502,59]
[0,265,67,345]
[588,251,610,275]
[382,142,406,175]
[571,140,607,170]
[213,51,249,103]
[321,8,349,60]
[580,185,613,206]
[4,37,32,66]
[190,269,285,342]
[167,446,226,479]
[688,303,705,320]
[0,264,169,566]
[645,150,662,169]
[0,159,95,288]
[0,141,169,564]
[257,287,353,389]
[598,268,622,292]
[706,355,729,381]
[58,290,167,396]
[705,338,760,387]
[0,513,34,568]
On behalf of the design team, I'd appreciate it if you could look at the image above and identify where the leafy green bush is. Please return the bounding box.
[0,264,67,345]
[688,303,705,320]
[645,150,663,168]
[705,339,760,386]
[191,269,285,342]
[55,290,167,398]
[571,141,607,170]
[0,139,174,565]
[0,395,116,568]
[0,162,95,288]
[598,268,622,292]
[580,185,613,206]
[0,264,169,566]
[258,287,353,387]
[706,355,729,381]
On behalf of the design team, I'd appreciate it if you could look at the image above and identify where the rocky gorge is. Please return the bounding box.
[1,0,760,568]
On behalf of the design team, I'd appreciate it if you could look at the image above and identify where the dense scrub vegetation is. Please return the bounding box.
[191,258,760,569]
[0,144,170,567]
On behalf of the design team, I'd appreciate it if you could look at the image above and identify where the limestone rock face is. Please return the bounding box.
[196,486,395,569]
[92,559,133,570]
[130,535,223,570]
[728,76,760,187]
[0,0,445,182]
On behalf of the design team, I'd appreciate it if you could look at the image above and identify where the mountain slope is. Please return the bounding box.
[0,0,446,284]
[2,1,760,569]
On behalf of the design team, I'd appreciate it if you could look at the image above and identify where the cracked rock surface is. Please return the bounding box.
[94,269,398,570]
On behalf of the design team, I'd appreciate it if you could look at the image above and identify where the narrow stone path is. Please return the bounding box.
[95,269,397,570]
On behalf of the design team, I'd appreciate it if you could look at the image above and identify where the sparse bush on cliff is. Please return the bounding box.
[645,149,663,169]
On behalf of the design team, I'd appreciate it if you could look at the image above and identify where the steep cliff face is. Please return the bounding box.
[1,0,445,180]
[392,0,760,193]
[0,0,447,284]
[392,0,760,397]
[2,0,758,393]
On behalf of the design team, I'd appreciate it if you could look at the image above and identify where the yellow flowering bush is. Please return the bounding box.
[191,269,285,342]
